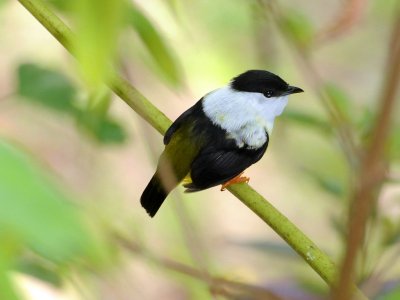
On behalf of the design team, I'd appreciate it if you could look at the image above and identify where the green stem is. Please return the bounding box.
[17,0,367,298]
[108,73,171,135]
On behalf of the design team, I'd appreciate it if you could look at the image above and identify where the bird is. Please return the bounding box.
[141,70,303,217]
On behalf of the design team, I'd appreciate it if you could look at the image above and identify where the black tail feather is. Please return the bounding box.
[182,182,202,193]
[140,175,168,217]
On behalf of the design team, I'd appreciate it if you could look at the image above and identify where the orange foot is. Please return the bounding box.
[220,172,250,191]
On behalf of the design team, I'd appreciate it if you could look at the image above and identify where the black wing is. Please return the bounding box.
[163,100,203,145]
[185,140,268,191]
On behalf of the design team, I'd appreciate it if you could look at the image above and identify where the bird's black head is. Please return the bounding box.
[231,70,303,98]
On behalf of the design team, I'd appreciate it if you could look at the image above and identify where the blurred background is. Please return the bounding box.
[0,0,399,299]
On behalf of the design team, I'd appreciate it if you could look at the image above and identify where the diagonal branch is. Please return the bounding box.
[316,0,367,44]
[116,235,286,300]
[17,0,366,297]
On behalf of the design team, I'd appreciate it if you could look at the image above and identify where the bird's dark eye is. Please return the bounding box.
[264,91,273,98]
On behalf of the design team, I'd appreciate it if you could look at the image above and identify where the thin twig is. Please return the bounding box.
[333,11,400,300]
[116,234,285,300]
[316,0,367,44]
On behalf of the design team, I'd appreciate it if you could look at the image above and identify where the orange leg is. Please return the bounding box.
[220,172,250,191]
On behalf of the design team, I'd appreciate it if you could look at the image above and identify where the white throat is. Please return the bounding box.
[202,85,289,149]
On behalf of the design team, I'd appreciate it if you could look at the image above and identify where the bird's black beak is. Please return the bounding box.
[286,85,304,95]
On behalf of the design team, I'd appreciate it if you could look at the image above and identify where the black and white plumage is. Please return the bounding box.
[141,70,303,217]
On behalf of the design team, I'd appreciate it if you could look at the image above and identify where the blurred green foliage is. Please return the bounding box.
[17,63,127,144]
[280,8,314,49]
[0,139,108,299]
[283,109,332,134]
[127,4,183,87]
[324,83,353,121]
[73,0,124,88]
[3,0,400,299]
[15,258,62,287]
[0,140,91,261]
[45,0,183,88]
[18,63,76,113]
[304,168,346,197]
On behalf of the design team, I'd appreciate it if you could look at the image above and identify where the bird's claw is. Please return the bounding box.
[220,173,250,191]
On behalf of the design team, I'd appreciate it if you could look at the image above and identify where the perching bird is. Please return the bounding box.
[141,70,303,217]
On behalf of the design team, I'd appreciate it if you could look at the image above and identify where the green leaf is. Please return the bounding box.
[77,113,127,144]
[73,0,124,88]
[15,258,62,287]
[0,140,93,262]
[324,83,353,120]
[329,215,346,238]
[95,119,126,143]
[381,217,400,246]
[280,9,314,49]
[305,169,345,197]
[127,4,183,87]
[87,88,112,118]
[357,108,375,137]
[17,63,126,144]
[82,89,127,144]
[283,109,332,134]
[17,63,76,113]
